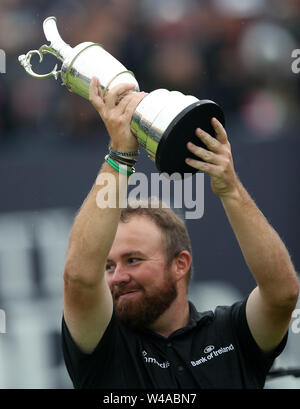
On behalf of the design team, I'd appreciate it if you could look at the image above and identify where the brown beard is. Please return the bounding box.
[112,271,178,330]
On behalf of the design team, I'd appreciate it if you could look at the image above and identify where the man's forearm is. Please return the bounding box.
[64,162,128,284]
[221,180,299,307]
[184,118,298,306]
[64,80,145,285]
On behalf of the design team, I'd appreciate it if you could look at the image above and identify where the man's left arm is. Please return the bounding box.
[186,118,299,353]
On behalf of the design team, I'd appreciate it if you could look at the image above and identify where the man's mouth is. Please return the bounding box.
[116,290,140,300]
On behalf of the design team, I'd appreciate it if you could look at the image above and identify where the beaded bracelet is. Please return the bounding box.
[105,155,135,176]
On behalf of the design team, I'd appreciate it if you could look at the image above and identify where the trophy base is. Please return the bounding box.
[155,100,225,176]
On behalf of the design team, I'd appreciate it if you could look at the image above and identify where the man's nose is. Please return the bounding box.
[111,264,131,285]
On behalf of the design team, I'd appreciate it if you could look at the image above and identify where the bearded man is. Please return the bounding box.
[61,78,299,389]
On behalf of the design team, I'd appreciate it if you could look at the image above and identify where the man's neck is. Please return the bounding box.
[148,295,190,338]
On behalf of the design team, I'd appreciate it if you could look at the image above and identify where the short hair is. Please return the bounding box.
[120,198,193,287]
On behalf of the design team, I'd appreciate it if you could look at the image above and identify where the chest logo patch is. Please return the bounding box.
[141,350,170,369]
[191,343,235,367]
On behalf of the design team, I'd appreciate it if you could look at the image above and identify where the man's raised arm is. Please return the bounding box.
[63,78,146,353]
[186,118,299,353]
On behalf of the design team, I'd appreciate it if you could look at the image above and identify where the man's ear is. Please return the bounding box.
[173,250,192,282]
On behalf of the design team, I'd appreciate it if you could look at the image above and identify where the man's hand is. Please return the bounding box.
[185,118,239,198]
[89,77,146,152]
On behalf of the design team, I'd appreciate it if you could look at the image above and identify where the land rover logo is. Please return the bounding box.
[204,345,214,354]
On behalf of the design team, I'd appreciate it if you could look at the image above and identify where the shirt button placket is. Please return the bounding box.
[166,342,185,374]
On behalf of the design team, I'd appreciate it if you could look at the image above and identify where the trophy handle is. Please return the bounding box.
[18,46,61,80]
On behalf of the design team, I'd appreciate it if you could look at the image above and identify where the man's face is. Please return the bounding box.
[106,216,177,330]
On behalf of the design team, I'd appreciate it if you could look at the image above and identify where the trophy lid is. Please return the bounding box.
[155,101,225,176]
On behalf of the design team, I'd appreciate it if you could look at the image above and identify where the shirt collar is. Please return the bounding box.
[138,301,213,340]
[168,301,213,337]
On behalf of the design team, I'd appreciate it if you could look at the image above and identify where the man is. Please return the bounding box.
[62,77,299,389]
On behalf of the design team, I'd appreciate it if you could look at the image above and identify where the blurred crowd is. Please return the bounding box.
[1,0,300,151]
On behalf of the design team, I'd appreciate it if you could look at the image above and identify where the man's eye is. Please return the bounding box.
[128,258,140,264]
[106,264,114,271]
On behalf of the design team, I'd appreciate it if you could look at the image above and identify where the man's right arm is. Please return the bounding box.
[63,79,146,354]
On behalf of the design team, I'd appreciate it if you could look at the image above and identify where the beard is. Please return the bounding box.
[111,270,178,330]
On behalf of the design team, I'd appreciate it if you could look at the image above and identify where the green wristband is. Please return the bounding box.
[105,155,135,176]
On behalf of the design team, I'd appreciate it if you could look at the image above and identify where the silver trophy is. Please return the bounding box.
[18,16,225,175]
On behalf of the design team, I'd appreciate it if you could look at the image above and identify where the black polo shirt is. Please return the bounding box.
[61,297,287,389]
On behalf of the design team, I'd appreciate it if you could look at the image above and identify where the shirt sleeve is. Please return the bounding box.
[61,313,117,389]
[229,297,288,377]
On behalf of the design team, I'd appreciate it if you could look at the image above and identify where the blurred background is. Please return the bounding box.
[0,0,299,389]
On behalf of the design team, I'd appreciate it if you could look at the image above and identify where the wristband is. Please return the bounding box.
[105,155,135,176]
[109,146,139,158]
[108,151,136,167]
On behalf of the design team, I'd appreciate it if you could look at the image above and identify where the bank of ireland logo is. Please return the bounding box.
[204,345,214,354]
[191,343,234,367]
